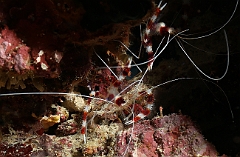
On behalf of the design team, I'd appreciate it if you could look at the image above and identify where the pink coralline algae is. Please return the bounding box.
[0,27,31,73]
[0,104,228,157]
[116,113,218,157]
[0,25,64,89]
[0,26,63,77]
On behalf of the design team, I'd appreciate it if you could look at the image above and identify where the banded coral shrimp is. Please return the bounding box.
[112,0,240,155]
[0,0,239,156]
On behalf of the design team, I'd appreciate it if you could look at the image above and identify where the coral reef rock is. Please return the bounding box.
[116,114,219,157]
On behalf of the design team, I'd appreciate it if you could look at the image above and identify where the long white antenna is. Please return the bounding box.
[179,0,239,40]
[176,30,229,81]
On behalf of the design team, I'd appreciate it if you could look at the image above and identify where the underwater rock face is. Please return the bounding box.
[0,113,219,157]
[0,27,32,89]
[116,114,218,157]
